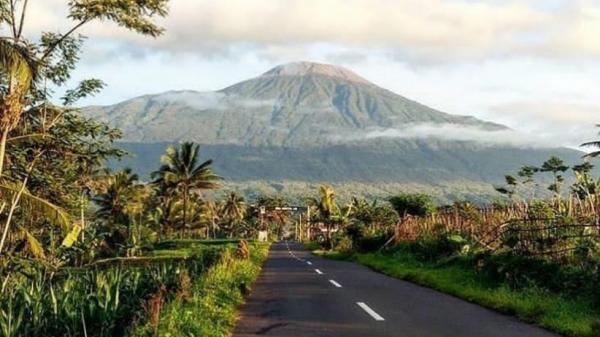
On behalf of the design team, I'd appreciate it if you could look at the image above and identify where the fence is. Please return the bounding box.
[394,196,600,259]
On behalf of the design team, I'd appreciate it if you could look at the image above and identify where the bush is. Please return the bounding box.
[357,234,388,252]
[343,222,390,253]
[477,253,600,298]
[389,193,436,217]
[0,245,226,337]
[130,243,269,337]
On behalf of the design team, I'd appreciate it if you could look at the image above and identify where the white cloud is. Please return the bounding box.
[15,0,600,152]
[488,101,599,149]
[20,0,600,62]
[152,91,227,110]
[151,90,276,110]
[331,123,559,148]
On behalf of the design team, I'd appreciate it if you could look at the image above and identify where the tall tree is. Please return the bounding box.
[309,185,338,247]
[540,156,569,198]
[151,142,220,231]
[201,199,221,238]
[221,192,246,237]
[94,169,139,226]
[0,0,169,257]
[0,0,169,177]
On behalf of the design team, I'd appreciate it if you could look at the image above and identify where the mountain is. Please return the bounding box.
[86,61,584,202]
[86,61,504,147]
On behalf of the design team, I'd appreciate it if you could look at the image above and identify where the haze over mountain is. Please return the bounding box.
[86,62,583,201]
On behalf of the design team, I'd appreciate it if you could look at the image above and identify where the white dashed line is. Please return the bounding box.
[306,261,312,265]
[329,280,342,288]
[315,269,323,275]
[356,302,385,321]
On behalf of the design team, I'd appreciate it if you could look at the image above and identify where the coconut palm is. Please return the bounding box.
[308,185,338,247]
[255,195,290,238]
[94,168,140,226]
[582,124,600,158]
[151,142,220,231]
[220,192,246,237]
[201,199,221,238]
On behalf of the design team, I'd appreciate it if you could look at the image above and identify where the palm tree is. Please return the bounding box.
[151,142,220,232]
[201,200,221,238]
[582,124,600,158]
[94,168,140,226]
[309,185,338,247]
[256,195,290,238]
[221,192,246,238]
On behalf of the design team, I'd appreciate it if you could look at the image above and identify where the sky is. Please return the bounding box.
[21,0,600,149]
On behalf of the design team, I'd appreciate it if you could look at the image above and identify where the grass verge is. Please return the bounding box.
[129,242,270,337]
[320,250,600,337]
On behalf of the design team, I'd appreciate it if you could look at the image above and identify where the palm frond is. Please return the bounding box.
[0,183,71,232]
[23,228,45,259]
[583,151,600,159]
[581,141,600,148]
[7,133,51,144]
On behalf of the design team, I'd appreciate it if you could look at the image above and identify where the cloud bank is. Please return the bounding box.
[24,0,600,63]
[332,123,572,148]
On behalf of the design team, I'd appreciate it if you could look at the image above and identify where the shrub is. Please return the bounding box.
[528,200,555,219]
[0,245,226,337]
[389,193,436,217]
[130,243,269,337]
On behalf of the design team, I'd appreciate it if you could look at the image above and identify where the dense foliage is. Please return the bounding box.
[0,3,274,337]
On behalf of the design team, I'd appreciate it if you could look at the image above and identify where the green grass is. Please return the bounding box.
[302,241,321,251]
[150,239,239,258]
[129,242,270,337]
[323,250,600,337]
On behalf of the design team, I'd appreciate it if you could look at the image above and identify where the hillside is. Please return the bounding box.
[87,61,585,200]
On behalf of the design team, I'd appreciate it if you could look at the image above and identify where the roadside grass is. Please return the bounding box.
[302,241,321,251]
[320,250,600,337]
[129,242,270,337]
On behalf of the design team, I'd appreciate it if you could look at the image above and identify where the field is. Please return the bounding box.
[0,240,269,337]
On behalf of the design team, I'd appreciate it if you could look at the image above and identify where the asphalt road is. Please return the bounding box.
[233,242,560,337]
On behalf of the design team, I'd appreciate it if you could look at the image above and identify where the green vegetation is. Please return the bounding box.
[130,242,269,337]
[388,193,436,217]
[0,3,277,336]
[305,152,600,336]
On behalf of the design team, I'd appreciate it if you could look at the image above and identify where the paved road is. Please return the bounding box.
[233,242,560,337]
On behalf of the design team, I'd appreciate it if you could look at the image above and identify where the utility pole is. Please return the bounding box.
[298,213,302,241]
[306,206,311,241]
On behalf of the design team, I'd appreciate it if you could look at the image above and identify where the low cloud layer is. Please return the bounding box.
[332,123,581,149]
[152,91,275,110]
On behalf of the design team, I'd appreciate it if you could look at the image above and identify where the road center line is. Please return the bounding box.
[329,279,342,288]
[356,302,385,321]
[315,269,323,275]
[306,261,312,265]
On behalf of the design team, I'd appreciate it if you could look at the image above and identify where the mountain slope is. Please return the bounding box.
[88,61,585,199]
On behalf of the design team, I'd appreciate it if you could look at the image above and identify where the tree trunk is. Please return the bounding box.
[211,219,216,239]
[326,222,332,249]
[182,185,188,235]
[0,175,28,254]
[0,129,8,177]
[80,192,86,241]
